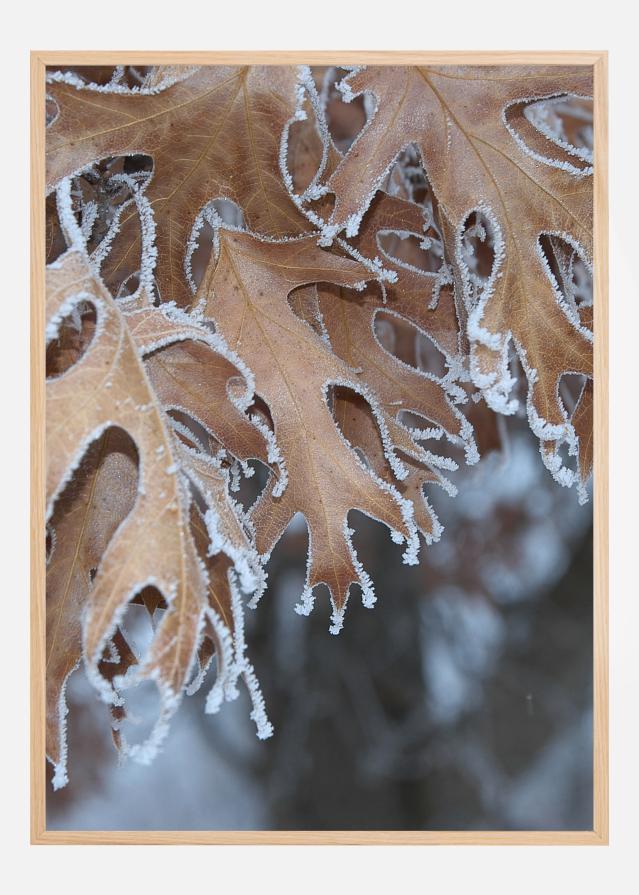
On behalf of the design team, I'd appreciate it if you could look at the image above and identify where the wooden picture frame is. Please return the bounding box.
[30,50,609,845]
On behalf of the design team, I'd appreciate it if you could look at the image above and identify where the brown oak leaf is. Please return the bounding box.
[321,66,593,492]
[309,193,476,539]
[46,66,311,306]
[46,245,268,785]
[198,229,420,632]
[126,302,281,479]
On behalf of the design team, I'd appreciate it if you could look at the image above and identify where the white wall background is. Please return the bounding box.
[1,2,635,891]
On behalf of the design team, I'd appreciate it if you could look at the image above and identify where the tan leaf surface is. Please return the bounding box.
[323,66,593,489]
[46,66,311,306]
[198,229,420,631]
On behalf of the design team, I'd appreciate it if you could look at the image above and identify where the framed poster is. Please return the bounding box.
[31,51,608,844]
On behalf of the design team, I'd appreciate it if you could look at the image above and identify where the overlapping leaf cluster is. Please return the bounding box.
[44,63,593,786]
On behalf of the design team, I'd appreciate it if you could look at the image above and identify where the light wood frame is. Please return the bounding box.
[30,50,609,846]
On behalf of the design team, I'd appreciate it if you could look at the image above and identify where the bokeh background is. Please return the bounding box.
[48,415,592,832]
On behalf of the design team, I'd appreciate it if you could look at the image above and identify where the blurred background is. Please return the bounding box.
[48,416,592,832]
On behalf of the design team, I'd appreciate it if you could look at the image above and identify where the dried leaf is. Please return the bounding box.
[345,192,460,358]
[322,66,593,491]
[198,229,420,631]
[46,245,268,783]
[310,193,476,538]
[331,389,448,541]
[45,429,138,787]
[46,66,311,306]
[127,304,279,476]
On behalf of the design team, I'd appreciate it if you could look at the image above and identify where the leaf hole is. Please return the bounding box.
[190,219,216,290]
[461,211,496,280]
[130,585,168,616]
[248,394,275,433]
[459,210,497,309]
[233,461,271,512]
[375,312,420,367]
[210,198,245,228]
[328,385,360,436]
[506,95,593,171]
[320,67,368,152]
[288,285,326,338]
[168,409,212,454]
[559,373,587,417]
[374,316,396,356]
[416,332,448,379]
[46,301,97,379]
[385,145,433,206]
[233,398,275,510]
[328,385,402,475]
[524,95,593,159]
[377,230,444,274]
[189,199,245,291]
[115,273,141,300]
[539,234,592,322]
[287,94,327,194]
[374,311,447,378]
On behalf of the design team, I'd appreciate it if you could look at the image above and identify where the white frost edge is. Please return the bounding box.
[368,306,479,466]
[524,95,593,164]
[218,570,274,738]
[47,660,80,790]
[458,199,591,496]
[46,66,199,96]
[503,93,593,178]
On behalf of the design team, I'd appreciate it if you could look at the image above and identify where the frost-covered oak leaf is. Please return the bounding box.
[312,193,476,541]
[331,390,450,541]
[346,193,461,358]
[325,66,593,491]
[46,250,266,784]
[46,66,310,306]
[126,304,279,477]
[198,229,420,632]
[319,280,472,458]
[46,429,138,787]
[182,454,272,736]
[318,195,471,447]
